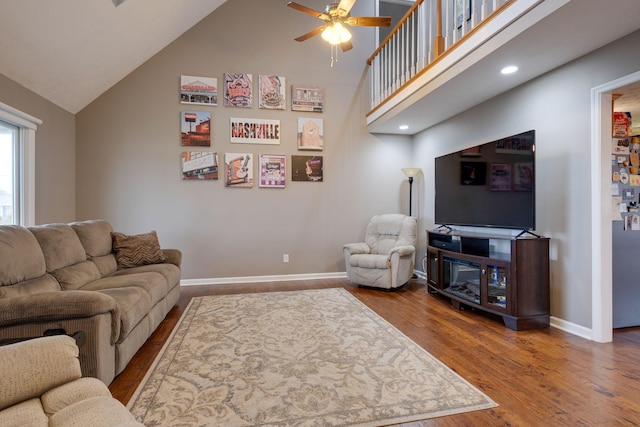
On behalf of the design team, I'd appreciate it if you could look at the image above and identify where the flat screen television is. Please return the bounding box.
[434,130,535,230]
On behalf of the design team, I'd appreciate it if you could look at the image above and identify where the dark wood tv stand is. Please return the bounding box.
[426,229,550,330]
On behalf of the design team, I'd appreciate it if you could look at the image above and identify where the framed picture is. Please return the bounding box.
[181,111,211,147]
[259,154,286,188]
[224,153,253,187]
[180,75,217,106]
[181,152,218,180]
[230,118,280,145]
[259,75,285,110]
[490,163,511,191]
[297,118,323,151]
[224,73,252,108]
[291,84,324,112]
[292,155,323,182]
[460,161,486,185]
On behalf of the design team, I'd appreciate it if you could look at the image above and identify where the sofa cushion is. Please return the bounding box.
[29,224,87,272]
[91,254,118,277]
[52,260,102,291]
[0,398,49,427]
[0,335,81,411]
[42,377,111,416]
[109,263,181,289]
[0,274,60,298]
[80,272,168,306]
[71,220,114,259]
[97,286,153,342]
[111,230,167,269]
[0,225,46,286]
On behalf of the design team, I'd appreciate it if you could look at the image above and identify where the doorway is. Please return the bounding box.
[592,70,640,342]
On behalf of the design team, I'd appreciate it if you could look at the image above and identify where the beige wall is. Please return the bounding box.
[413,29,640,328]
[75,0,413,280]
[4,0,640,329]
[0,73,76,224]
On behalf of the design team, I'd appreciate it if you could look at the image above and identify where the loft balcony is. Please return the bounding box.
[366,0,640,135]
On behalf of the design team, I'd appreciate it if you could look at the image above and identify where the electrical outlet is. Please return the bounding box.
[283,254,289,263]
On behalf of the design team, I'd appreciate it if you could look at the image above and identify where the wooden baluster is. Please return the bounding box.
[434,0,445,57]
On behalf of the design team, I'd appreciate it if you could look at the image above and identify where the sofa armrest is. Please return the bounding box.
[162,248,182,267]
[343,243,371,255]
[0,335,81,411]
[0,291,120,345]
[389,245,415,258]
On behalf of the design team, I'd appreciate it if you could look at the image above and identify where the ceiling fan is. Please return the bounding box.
[287,0,392,52]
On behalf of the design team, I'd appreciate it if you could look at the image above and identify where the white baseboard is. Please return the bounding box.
[550,316,593,340]
[181,270,426,287]
[180,271,348,286]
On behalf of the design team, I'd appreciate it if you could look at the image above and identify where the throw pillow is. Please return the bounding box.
[111,230,167,269]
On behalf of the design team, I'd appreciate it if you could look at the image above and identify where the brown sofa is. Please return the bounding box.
[0,335,143,427]
[0,220,181,385]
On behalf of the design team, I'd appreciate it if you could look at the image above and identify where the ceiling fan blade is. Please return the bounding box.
[341,40,353,52]
[346,16,392,27]
[337,0,357,15]
[287,2,330,20]
[294,25,325,42]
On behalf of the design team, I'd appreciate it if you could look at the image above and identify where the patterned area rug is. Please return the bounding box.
[128,288,497,426]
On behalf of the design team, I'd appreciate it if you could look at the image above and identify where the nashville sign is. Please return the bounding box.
[230,118,280,145]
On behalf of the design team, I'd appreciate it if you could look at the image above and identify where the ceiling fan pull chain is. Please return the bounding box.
[330,44,335,67]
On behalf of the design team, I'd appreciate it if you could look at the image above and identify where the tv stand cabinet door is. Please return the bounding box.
[426,247,440,290]
[481,259,510,314]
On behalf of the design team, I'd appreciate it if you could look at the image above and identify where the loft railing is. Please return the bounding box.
[367,0,513,114]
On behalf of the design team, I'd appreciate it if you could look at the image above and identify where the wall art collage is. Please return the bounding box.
[179,74,323,187]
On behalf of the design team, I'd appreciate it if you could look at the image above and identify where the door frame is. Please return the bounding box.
[591,70,640,343]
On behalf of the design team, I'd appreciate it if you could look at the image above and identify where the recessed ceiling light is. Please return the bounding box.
[501,65,518,75]
[399,125,409,130]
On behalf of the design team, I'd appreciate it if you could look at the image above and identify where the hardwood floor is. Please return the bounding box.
[109,279,640,426]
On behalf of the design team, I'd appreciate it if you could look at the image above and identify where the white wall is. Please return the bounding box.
[75,0,413,280]
[413,29,640,328]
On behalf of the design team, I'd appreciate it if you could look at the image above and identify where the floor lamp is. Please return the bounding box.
[401,168,422,217]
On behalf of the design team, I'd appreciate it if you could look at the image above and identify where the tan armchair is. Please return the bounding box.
[343,214,417,290]
[0,335,142,426]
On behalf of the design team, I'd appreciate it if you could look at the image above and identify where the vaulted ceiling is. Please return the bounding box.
[2,0,640,127]
[0,0,227,114]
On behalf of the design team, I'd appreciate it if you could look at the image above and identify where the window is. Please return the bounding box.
[0,102,42,226]
[0,120,18,224]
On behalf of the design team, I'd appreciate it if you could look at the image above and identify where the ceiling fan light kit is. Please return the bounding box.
[321,21,352,45]
[288,0,391,53]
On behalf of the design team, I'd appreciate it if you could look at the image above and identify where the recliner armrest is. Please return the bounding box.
[0,335,81,411]
[0,291,120,344]
[343,243,371,255]
[389,245,415,257]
